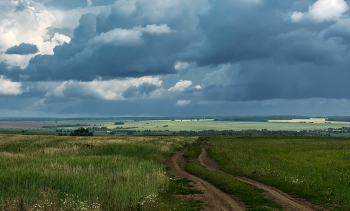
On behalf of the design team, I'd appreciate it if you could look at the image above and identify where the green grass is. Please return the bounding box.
[182,141,201,160]
[156,177,202,211]
[167,178,202,195]
[0,135,198,210]
[206,136,350,210]
[185,162,282,211]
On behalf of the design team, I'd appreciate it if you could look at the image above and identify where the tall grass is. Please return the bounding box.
[0,135,195,210]
[206,137,350,210]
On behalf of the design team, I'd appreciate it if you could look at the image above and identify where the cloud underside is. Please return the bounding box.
[0,0,350,116]
[5,43,39,55]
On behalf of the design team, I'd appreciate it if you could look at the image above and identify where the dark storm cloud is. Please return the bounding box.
[14,2,26,12]
[202,61,350,101]
[16,1,206,81]
[0,62,23,80]
[3,0,350,117]
[323,18,350,43]
[9,0,334,82]
[195,0,337,66]
[54,98,202,116]
[5,43,38,55]
[122,83,158,98]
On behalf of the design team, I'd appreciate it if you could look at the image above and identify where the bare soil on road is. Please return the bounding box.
[166,147,246,211]
[198,144,329,211]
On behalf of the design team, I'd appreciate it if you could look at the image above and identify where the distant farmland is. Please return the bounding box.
[1,118,350,134]
[0,121,114,129]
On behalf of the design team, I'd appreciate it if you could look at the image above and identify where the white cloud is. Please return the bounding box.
[194,85,202,89]
[174,61,189,71]
[40,33,71,55]
[175,100,191,106]
[87,0,93,7]
[142,24,172,35]
[90,24,172,46]
[291,0,349,22]
[48,76,162,100]
[0,1,70,67]
[111,0,137,16]
[0,75,22,95]
[168,80,193,92]
[90,28,143,46]
[51,6,106,30]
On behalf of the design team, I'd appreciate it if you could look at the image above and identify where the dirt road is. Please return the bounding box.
[167,147,246,211]
[198,145,329,211]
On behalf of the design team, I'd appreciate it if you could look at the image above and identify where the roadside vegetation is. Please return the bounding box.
[183,141,282,211]
[185,162,282,210]
[205,136,350,210]
[0,134,200,211]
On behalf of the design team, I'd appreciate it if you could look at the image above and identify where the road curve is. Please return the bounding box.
[167,147,245,211]
[198,145,329,211]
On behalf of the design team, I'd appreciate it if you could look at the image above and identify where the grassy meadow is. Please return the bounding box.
[0,134,198,211]
[205,137,350,210]
[3,130,350,210]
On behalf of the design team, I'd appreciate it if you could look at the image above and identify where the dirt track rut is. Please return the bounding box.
[168,147,245,211]
[198,145,329,211]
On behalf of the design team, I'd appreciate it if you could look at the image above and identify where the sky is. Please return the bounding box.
[1,0,350,117]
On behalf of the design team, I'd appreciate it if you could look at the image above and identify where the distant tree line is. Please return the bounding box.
[114,121,125,125]
[42,124,90,128]
[326,116,350,122]
[70,128,93,136]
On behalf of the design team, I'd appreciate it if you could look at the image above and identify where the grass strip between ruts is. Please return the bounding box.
[185,161,282,211]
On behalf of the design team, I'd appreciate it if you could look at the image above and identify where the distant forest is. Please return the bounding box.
[1,116,350,122]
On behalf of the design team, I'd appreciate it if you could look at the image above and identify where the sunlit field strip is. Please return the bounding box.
[122,120,350,131]
[206,137,350,211]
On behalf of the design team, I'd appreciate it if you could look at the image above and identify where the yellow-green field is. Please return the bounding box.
[121,120,350,131]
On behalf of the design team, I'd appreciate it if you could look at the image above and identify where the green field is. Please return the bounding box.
[2,119,350,136]
[3,132,350,210]
[205,136,350,210]
[0,135,198,211]
[124,120,350,131]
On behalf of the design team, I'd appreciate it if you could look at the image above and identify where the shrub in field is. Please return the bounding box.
[70,128,93,136]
